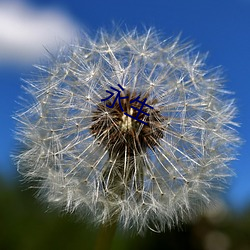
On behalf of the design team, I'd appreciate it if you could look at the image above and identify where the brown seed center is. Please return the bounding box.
[90,90,165,159]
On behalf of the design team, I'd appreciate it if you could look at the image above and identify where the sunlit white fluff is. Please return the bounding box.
[14,28,240,233]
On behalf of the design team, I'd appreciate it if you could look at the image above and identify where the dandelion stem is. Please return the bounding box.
[94,221,117,250]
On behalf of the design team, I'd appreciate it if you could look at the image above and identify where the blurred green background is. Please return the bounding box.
[1,175,250,250]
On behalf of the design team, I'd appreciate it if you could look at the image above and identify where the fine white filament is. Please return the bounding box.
[14,28,240,233]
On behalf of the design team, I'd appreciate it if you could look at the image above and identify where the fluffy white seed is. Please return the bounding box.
[14,28,240,233]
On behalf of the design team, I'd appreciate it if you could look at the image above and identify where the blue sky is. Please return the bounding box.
[1,0,249,210]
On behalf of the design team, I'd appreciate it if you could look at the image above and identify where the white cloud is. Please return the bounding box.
[0,1,78,65]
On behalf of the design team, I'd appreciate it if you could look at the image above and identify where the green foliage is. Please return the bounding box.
[1,177,250,250]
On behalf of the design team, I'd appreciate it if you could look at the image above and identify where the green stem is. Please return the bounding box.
[94,221,117,250]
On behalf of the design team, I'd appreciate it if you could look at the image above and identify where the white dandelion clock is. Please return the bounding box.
[14,28,240,233]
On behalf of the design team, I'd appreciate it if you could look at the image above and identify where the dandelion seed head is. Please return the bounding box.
[14,27,240,233]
